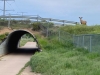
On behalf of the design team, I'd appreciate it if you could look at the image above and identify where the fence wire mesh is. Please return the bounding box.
[91,34,100,53]
[73,34,100,52]
[42,26,73,44]
[45,23,100,53]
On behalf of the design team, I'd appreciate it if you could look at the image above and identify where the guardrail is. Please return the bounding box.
[0,15,79,25]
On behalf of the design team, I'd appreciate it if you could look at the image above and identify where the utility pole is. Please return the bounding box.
[0,0,15,16]
[8,13,11,28]
[17,12,27,23]
[17,12,27,17]
[37,15,41,22]
[62,20,65,26]
[17,12,27,20]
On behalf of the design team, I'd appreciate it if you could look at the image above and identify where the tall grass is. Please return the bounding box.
[60,25,100,34]
[30,37,100,75]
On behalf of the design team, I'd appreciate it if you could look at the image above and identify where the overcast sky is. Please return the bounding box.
[0,0,100,25]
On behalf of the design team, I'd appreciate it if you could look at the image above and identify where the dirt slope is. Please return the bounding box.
[0,27,12,35]
[0,27,40,36]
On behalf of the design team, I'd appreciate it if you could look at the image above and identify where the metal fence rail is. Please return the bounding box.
[0,15,78,25]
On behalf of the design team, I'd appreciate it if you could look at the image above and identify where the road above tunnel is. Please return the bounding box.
[0,54,32,75]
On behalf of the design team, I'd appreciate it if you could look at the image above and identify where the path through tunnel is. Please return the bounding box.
[5,30,40,54]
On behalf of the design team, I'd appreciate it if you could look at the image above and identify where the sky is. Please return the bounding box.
[0,0,100,25]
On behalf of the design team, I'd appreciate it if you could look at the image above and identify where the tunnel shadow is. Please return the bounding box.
[13,48,39,55]
[5,30,41,55]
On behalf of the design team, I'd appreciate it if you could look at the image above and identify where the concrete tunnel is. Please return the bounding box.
[0,30,41,55]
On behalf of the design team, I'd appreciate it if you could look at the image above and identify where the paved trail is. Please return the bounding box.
[20,66,41,75]
[0,54,32,75]
[0,42,37,75]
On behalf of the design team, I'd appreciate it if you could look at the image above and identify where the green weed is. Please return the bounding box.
[29,37,100,75]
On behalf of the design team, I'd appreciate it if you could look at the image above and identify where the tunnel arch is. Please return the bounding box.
[5,30,41,53]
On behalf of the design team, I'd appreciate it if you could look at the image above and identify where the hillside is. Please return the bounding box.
[60,25,100,34]
[0,27,12,35]
[29,25,100,75]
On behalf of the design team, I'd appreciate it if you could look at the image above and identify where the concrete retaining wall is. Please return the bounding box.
[0,30,41,56]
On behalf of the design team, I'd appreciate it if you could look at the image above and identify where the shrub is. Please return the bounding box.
[32,22,41,31]
[0,33,9,43]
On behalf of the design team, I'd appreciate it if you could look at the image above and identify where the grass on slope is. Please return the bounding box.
[30,37,100,75]
[60,25,100,34]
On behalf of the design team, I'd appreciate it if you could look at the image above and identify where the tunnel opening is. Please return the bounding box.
[6,30,40,54]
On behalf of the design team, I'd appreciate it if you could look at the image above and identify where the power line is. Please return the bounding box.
[0,1,3,8]
[0,0,15,16]
[14,1,21,12]
[6,1,13,9]
[0,10,2,14]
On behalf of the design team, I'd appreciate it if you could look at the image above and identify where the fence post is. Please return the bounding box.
[78,36,80,47]
[8,13,11,28]
[90,36,92,52]
[58,30,60,41]
[46,28,48,37]
[73,34,75,45]
[83,35,84,47]
[46,21,49,37]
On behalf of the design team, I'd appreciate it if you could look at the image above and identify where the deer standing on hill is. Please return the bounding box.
[79,17,87,25]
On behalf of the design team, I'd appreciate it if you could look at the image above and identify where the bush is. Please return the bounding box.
[30,37,100,75]
[32,22,41,31]
[23,33,33,38]
[42,22,54,28]
[0,33,9,42]
[0,19,8,26]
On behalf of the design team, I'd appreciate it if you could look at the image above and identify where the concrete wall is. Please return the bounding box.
[0,30,41,56]
[0,40,7,56]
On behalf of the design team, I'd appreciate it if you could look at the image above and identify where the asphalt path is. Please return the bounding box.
[0,42,37,75]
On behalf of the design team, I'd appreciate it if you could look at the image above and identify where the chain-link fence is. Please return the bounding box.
[73,34,100,52]
[40,24,73,44]
[42,23,100,53]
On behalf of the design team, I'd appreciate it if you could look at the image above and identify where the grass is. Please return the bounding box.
[60,25,100,34]
[19,38,34,46]
[0,24,32,30]
[0,33,9,43]
[29,36,100,75]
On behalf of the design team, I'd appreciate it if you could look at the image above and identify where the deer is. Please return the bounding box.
[79,17,87,25]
